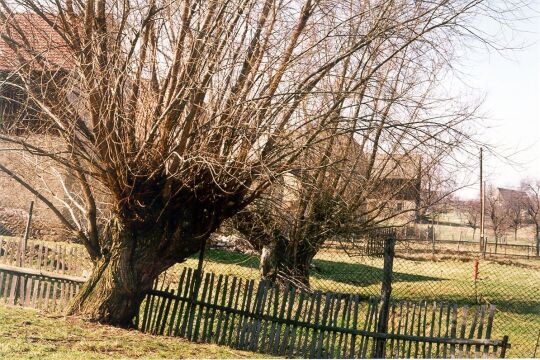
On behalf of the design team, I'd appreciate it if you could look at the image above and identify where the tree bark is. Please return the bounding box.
[259,234,319,288]
[66,255,146,326]
[66,212,206,326]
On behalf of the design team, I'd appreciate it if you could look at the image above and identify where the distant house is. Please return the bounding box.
[328,135,422,222]
[276,133,422,224]
[496,187,528,211]
[0,13,72,132]
[0,13,76,240]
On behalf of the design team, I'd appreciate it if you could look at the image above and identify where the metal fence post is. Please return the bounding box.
[375,230,396,358]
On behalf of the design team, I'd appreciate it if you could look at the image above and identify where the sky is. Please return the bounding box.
[454,3,540,199]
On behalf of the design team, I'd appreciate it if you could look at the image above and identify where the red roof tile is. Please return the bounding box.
[0,13,72,71]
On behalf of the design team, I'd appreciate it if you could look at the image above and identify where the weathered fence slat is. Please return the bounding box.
[237,279,254,349]
[219,276,237,345]
[458,305,469,357]
[475,305,487,358]
[149,279,165,334]
[136,269,510,359]
[176,268,193,337]
[484,305,496,357]
[299,289,316,356]
[449,304,458,358]
[226,278,243,346]
[285,287,303,357]
[214,275,229,343]
[199,273,215,341]
[205,273,222,343]
[0,262,511,359]
[466,305,480,356]
[167,268,186,336]
[420,301,429,358]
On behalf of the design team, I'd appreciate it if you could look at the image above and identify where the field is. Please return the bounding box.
[0,305,266,359]
[172,248,540,358]
[427,211,537,247]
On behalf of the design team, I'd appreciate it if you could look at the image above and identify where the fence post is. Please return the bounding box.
[375,230,396,358]
[189,236,208,307]
[19,201,34,267]
[500,335,509,358]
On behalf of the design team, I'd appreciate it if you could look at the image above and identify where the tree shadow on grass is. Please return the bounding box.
[204,250,539,319]
[205,249,260,268]
[205,249,443,287]
[310,259,442,286]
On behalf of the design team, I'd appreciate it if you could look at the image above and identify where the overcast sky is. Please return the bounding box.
[454,3,540,199]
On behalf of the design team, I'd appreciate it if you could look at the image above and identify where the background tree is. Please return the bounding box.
[486,185,510,248]
[522,179,540,256]
[506,198,526,242]
[0,0,525,324]
[463,200,481,240]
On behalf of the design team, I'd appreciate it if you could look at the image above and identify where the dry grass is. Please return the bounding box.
[0,305,269,359]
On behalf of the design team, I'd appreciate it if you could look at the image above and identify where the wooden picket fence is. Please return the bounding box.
[0,237,88,311]
[0,237,91,277]
[0,263,84,311]
[137,267,510,359]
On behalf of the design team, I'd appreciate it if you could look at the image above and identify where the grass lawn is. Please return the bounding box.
[0,305,268,359]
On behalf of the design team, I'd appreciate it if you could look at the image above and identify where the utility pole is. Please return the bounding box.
[479,148,485,253]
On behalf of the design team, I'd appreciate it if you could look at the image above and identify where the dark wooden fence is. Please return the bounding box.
[137,267,510,359]
[0,236,87,311]
[0,229,513,359]
[0,263,84,311]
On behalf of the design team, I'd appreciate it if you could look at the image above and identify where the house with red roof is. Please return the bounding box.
[0,13,73,132]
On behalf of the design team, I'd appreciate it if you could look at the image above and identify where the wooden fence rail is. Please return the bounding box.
[137,268,510,359]
[325,238,539,261]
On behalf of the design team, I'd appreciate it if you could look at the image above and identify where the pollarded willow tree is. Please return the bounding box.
[0,0,522,325]
[230,47,474,287]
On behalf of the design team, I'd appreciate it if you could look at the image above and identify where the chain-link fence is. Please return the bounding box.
[168,232,540,358]
[0,198,538,357]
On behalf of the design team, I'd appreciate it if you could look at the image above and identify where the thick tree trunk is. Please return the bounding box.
[66,256,147,326]
[66,212,207,326]
[259,235,318,288]
[232,209,324,288]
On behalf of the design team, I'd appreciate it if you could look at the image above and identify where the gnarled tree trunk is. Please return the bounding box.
[66,209,210,326]
[67,255,146,326]
[259,234,321,288]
